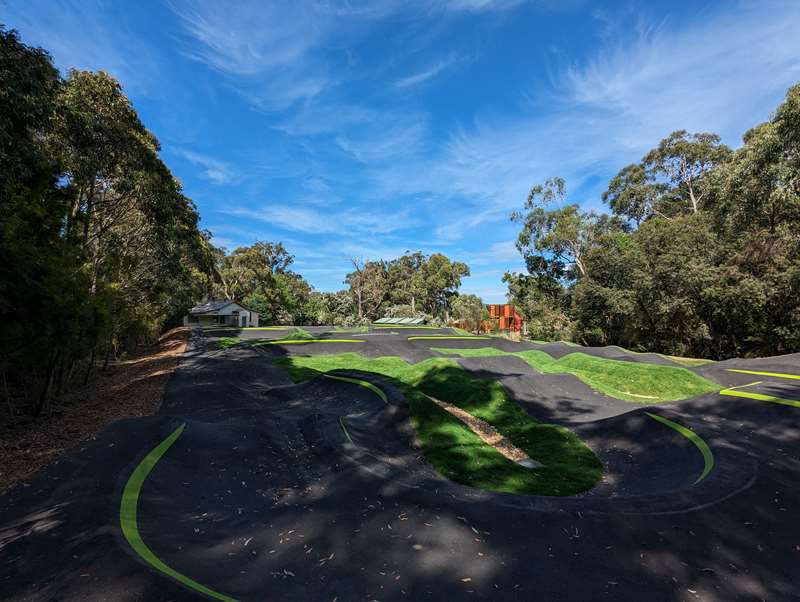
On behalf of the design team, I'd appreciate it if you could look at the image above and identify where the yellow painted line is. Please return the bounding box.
[264,339,365,345]
[720,381,800,408]
[120,424,239,602]
[324,374,388,403]
[339,416,354,443]
[646,413,714,484]
[726,368,800,380]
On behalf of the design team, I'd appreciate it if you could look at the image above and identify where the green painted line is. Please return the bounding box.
[264,339,365,345]
[373,325,441,329]
[407,335,490,341]
[120,424,239,602]
[726,368,800,380]
[339,416,353,443]
[720,381,800,408]
[646,412,714,485]
[324,374,388,403]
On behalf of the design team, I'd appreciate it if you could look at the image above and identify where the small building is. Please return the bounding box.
[486,304,524,333]
[183,300,259,328]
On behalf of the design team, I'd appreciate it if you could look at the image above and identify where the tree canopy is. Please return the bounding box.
[508,83,800,359]
[0,28,211,417]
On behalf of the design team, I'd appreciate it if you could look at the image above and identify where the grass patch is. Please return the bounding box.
[662,355,714,367]
[274,353,602,496]
[257,339,365,345]
[433,347,720,402]
[334,325,369,333]
[373,324,441,329]
[450,326,474,336]
[284,327,315,340]
[408,335,490,341]
[216,337,240,349]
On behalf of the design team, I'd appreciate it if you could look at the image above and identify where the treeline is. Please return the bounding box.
[208,246,477,328]
[1,28,213,418]
[507,83,800,359]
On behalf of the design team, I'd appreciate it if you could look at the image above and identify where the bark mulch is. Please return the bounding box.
[0,327,189,494]
[426,394,539,466]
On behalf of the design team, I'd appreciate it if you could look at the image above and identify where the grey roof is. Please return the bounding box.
[189,299,236,314]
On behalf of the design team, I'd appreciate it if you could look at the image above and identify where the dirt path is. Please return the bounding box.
[426,394,540,466]
[0,327,188,493]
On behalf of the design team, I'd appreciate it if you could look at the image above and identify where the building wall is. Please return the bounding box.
[185,302,259,327]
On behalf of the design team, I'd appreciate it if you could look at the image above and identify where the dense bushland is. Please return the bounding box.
[507,85,800,359]
[0,28,213,419]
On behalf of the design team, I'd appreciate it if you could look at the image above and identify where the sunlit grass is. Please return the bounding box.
[433,347,720,402]
[274,353,602,496]
[216,337,240,349]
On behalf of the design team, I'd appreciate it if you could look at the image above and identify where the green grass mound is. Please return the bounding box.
[275,353,602,496]
[373,324,442,329]
[333,325,369,333]
[433,347,719,402]
[282,327,315,340]
[216,337,240,349]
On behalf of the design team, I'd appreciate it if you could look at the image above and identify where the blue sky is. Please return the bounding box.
[4,1,800,302]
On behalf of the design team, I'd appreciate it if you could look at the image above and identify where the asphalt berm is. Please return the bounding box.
[1,329,798,601]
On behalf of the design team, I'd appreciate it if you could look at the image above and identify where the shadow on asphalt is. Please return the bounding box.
[1,329,798,600]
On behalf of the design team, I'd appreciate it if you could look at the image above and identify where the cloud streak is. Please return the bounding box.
[173,149,236,184]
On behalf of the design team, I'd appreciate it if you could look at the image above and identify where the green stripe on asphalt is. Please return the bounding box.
[645,412,714,485]
[264,339,365,345]
[407,335,489,341]
[726,368,800,380]
[120,424,239,602]
[720,381,800,408]
[339,416,354,443]
[324,374,388,403]
[373,325,441,329]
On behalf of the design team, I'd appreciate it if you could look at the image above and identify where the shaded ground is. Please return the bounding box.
[0,327,189,495]
[1,328,799,601]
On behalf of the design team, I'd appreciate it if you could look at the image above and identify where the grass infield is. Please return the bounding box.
[433,347,720,402]
[258,339,366,345]
[408,335,490,341]
[275,353,602,496]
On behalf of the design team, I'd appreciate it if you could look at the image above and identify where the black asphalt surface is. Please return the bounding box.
[2,329,799,601]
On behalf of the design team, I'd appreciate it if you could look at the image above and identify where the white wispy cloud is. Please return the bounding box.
[367,2,800,238]
[3,0,157,94]
[173,149,237,184]
[440,0,526,12]
[226,204,420,236]
[394,59,452,88]
[167,1,336,108]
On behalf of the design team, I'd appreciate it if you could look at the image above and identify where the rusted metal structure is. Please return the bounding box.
[486,304,523,332]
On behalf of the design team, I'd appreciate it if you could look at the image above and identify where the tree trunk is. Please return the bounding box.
[84,347,96,385]
[34,350,60,417]
[54,356,67,396]
[2,371,14,425]
[102,332,114,371]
